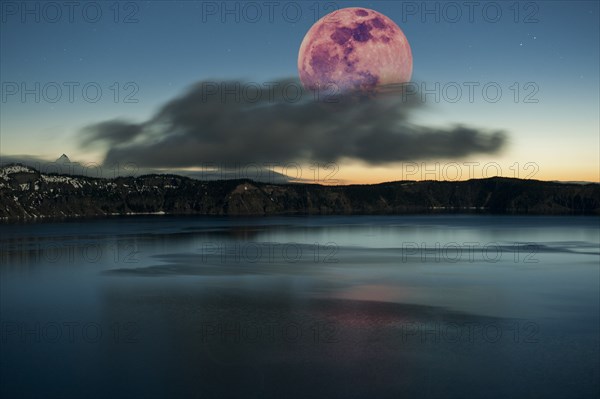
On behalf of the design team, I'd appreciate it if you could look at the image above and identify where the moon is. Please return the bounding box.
[298,7,412,94]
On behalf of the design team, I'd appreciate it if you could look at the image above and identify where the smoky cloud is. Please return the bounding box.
[80,78,507,168]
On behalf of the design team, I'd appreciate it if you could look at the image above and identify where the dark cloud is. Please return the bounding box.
[80,120,144,148]
[80,78,507,168]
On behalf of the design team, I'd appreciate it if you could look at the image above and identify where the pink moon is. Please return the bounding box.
[298,7,412,94]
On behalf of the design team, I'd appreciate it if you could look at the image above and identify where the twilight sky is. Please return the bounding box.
[1,1,598,183]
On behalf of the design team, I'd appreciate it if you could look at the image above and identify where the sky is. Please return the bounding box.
[1,0,598,184]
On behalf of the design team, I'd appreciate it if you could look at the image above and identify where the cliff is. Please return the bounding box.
[1,164,598,220]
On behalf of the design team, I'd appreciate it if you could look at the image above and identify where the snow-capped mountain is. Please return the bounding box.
[56,154,71,163]
[0,163,599,220]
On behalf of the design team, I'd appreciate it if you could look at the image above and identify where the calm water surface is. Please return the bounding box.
[1,215,599,398]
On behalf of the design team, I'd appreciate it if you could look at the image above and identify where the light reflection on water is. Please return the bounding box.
[1,215,599,398]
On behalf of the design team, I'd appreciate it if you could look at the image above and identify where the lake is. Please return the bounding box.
[1,215,599,398]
